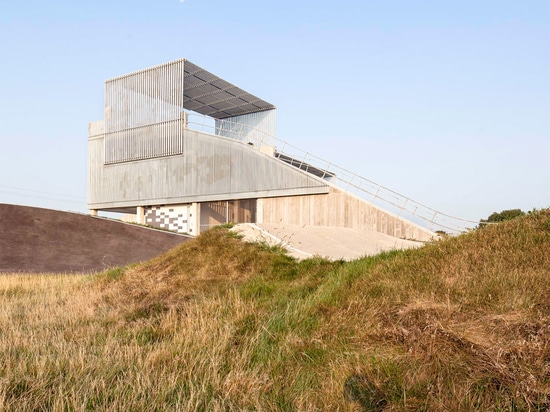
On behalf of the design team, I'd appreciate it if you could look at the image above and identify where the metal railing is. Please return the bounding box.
[186,113,277,148]
[185,112,479,234]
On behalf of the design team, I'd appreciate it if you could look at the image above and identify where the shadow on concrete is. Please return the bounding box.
[0,204,191,273]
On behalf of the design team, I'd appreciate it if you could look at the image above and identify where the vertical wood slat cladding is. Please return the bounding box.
[258,186,435,242]
[89,125,329,210]
[199,199,256,231]
[104,60,185,164]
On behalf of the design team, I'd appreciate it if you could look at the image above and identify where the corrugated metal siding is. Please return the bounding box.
[104,119,184,164]
[88,128,328,209]
[104,60,185,164]
[102,58,275,164]
[105,60,184,132]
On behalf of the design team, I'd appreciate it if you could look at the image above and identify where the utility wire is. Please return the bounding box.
[0,185,86,205]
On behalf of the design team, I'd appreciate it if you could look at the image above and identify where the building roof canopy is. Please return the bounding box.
[182,60,275,119]
[107,58,275,120]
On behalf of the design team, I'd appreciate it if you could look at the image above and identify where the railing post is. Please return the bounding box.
[430,211,438,231]
[371,186,381,203]
[397,198,408,218]
[346,175,355,192]
[200,114,206,132]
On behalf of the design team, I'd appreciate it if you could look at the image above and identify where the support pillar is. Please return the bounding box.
[190,202,200,235]
[90,209,98,217]
[256,199,263,224]
[136,206,145,225]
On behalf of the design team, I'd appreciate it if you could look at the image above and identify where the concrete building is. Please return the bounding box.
[88,58,440,241]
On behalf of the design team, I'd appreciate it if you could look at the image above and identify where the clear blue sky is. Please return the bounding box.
[1,0,548,222]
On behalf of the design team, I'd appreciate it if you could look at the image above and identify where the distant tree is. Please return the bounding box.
[479,209,525,227]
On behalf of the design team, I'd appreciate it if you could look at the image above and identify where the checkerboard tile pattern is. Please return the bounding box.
[145,205,192,234]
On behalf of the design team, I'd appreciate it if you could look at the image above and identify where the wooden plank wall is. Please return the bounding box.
[258,186,436,242]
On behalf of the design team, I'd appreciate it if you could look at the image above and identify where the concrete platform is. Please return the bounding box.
[232,223,427,261]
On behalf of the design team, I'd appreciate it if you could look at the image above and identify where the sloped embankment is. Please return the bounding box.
[98,227,301,315]
[2,210,550,410]
[94,211,550,410]
[0,203,189,273]
[327,209,550,410]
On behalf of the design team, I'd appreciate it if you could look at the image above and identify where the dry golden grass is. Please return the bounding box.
[1,213,550,410]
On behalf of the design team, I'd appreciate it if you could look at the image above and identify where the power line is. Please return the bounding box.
[0,185,86,205]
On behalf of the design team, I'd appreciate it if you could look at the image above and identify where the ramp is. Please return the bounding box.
[233,223,425,260]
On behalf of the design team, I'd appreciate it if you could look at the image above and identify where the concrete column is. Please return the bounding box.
[256,199,263,224]
[191,202,200,235]
[90,209,98,217]
[136,206,145,225]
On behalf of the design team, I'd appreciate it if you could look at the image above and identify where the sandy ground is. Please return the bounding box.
[232,223,427,261]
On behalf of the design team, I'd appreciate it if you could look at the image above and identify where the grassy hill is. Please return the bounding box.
[1,211,550,410]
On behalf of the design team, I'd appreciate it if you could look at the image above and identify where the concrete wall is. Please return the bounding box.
[257,186,436,242]
[89,121,328,211]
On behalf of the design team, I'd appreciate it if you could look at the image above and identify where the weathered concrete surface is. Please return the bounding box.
[0,204,190,273]
[258,186,436,242]
[233,223,427,261]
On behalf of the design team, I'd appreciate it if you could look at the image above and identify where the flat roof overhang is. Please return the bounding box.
[106,58,275,119]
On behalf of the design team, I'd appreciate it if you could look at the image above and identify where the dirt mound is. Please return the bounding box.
[0,204,190,273]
